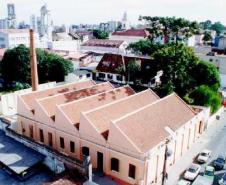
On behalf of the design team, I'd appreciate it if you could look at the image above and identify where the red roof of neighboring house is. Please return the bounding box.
[96,53,153,74]
[111,29,147,37]
[82,39,125,48]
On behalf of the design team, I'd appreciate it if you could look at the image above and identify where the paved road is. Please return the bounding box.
[166,110,226,185]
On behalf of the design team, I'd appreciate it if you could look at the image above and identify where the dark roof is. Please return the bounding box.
[111,29,147,37]
[82,39,125,48]
[96,53,155,75]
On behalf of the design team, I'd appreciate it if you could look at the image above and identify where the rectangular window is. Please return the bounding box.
[29,125,33,139]
[98,73,106,79]
[70,141,75,153]
[128,164,136,179]
[116,75,123,81]
[107,74,113,80]
[39,129,44,143]
[60,137,65,149]
[48,132,53,147]
[111,158,119,172]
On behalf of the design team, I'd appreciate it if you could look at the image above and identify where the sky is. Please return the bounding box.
[0,0,226,26]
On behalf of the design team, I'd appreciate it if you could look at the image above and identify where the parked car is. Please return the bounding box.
[177,179,191,185]
[192,166,214,185]
[219,172,226,185]
[197,149,211,163]
[213,155,226,170]
[184,163,201,181]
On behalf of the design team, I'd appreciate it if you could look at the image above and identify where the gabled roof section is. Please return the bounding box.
[96,53,153,74]
[111,29,148,37]
[84,89,159,140]
[60,86,135,128]
[82,39,125,48]
[21,80,95,111]
[113,93,196,153]
[38,82,114,118]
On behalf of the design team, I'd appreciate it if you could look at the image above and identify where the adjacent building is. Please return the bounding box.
[0,29,39,48]
[81,39,128,54]
[110,29,148,44]
[16,80,209,185]
[96,53,161,87]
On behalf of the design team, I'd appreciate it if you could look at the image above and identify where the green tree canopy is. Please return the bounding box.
[0,45,73,90]
[189,85,221,113]
[202,31,212,44]
[140,16,200,43]
[93,29,109,39]
[211,22,225,35]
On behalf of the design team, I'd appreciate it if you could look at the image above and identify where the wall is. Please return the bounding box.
[109,35,145,44]
[0,82,56,116]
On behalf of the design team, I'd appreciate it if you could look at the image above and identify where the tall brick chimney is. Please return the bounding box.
[29,29,39,91]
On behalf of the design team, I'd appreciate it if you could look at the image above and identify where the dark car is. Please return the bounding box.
[214,155,226,170]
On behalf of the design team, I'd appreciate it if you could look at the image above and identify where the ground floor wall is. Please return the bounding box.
[16,112,207,185]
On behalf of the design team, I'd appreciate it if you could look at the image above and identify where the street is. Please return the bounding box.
[166,110,226,185]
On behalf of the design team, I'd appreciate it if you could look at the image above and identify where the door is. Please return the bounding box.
[97,152,103,173]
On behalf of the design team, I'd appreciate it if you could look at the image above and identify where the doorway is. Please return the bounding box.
[97,152,103,173]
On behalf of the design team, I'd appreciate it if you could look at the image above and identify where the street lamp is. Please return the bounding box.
[161,126,177,185]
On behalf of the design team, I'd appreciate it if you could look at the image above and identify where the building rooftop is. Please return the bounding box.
[82,39,125,48]
[96,53,154,74]
[0,29,30,34]
[111,29,147,37]
[84,89,159,139]
[60,86,135,128]
[21,80,95,111]
[38,82,114,118]
[114,93,196,152]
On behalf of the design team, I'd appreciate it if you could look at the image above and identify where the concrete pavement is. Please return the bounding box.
[166,110,226,185]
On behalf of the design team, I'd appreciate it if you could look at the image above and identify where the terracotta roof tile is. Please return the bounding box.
[61,86,135,127]
[21,80,95,111]
[84,89,159,139]
[82,39,125,48]
[114,93,196,152]
[111,29,147,37]
[38,82,114,117]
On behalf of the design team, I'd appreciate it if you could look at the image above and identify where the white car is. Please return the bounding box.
[184,163,201,181]
[177,179,191,185]
[197,149,211,163]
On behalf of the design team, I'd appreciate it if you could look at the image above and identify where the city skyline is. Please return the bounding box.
[0,0,226,26]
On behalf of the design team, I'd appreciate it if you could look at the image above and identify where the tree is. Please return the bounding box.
[189,85,221,113]
[1,45,31,85]
[202,31,212,44]
[127,60,141,84]
[211,22,225,35]
[140,16,200,43]
[0,45,73,90]
[93,29,109,39]
[200,20,212,30]
[128,40,163,55]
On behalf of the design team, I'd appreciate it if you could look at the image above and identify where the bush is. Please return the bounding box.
[189,85,222,113]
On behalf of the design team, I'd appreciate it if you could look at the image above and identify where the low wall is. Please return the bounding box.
[0,82,56,116]
[208,106,224,125]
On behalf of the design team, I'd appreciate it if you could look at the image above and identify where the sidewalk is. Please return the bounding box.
[165,111,226,185]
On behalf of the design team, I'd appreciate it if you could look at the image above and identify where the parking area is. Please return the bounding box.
[166,111,226,185]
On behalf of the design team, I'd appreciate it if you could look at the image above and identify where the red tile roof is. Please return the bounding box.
[82,39,125,48]
[84,90,159,139]
[60,86,135,127]
[114,93,196,152]
[21,80,96,111]
[96,53,153,74]
[111,29,147,37]
[38,82,114,117]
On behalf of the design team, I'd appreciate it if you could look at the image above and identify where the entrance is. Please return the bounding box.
[97,152,103,173]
